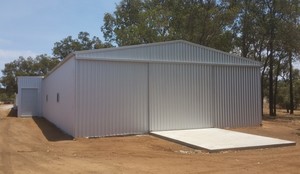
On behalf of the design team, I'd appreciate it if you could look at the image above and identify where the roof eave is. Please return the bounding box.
[43,53,75,78]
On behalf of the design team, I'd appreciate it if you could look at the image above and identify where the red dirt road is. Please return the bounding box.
[0,105,300,174]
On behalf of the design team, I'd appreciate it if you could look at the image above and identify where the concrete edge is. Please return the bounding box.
[150,132,296,153]
[150,132,211,152]
[208,142,296,153]
[18,116,41,118]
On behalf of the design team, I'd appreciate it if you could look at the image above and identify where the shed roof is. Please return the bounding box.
[47,40,261,78]
[74,40,261,67]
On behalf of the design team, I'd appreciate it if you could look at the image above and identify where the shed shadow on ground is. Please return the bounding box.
[7,108,17,117]
[32,117,73,141]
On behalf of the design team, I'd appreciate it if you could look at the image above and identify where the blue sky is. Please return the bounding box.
[0,0,120,74]
[1,0,299,74]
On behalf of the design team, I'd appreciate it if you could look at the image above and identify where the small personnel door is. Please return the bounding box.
[21,88,38,116]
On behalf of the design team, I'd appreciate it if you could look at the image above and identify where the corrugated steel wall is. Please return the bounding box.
[73,60,261,137]
[75,60,148,137]
[213,66,262,128]
[149,63,213,131]
[42,57,76,136]
[149,64,261,130]
[37,40,262,137]
[17,76,43,116]
[77,41,261,66]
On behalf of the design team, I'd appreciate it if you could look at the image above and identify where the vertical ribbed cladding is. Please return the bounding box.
[213,66,261,128]
[17,76,43,116]
[18,76,43,89]
[149,63,213,131]
[75,59,79,137]
[75,60,148,137]
[77,41,261,67]
[42,57,76,136]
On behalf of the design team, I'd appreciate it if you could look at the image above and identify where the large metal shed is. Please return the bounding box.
[19,40,262,137]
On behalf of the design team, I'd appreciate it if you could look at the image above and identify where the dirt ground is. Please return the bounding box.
[0,105,300,174]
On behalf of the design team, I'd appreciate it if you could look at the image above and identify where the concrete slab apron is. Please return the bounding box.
[151,128,296,152]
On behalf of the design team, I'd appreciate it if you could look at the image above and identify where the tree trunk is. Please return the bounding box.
[289,52,294,114]
[273,59,282,116]
[269,55,274,116]
[268,0,276,116]
[274,78,277,116]
[259,35,267,117]
[261,75,264,116]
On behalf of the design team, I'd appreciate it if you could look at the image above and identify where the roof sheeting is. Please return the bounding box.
[75,40,261,67]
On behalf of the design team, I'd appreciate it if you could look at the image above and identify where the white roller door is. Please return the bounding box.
[21,88,38,116]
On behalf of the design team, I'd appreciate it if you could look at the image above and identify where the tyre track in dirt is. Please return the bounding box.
[0,112,13,174]
[0,105,50,173]
[0,104,300,173]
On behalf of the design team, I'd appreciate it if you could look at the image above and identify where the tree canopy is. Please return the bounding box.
[101,0,238,52]
[102,0,300,115]
[1,32,114,97]
[52,32,112,60]
[1,0,300,116]
[0,55,59,96]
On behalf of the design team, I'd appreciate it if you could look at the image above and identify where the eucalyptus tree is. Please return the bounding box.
[53,32,112,60]
[101,0,237,52]
[232,0,300,116]
[0,55,59,96]
[277,0,300,114]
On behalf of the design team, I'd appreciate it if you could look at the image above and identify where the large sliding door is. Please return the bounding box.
[76,60,149,137]
[149,63,214,131]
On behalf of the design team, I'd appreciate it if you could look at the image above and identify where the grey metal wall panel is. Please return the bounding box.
[17,76,43,116]
[213,66,262,128]
[42,57,76,136]
[149,63,214,131]
[17,76,43,88]
[20,88,38,116]
[76,40,261,66]
[75,60,148,137]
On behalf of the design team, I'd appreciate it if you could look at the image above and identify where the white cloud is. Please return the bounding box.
[0,49,40,74]
[0,49,39,59]
[0,38,12,46]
